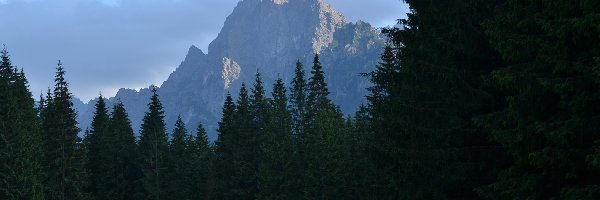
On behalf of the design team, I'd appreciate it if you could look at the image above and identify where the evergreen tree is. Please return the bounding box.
[0,47,46,200]
[85,95,111,200]
[189,122,214,200]
[303,107,347,199]
[232,83,259,199]
[138,86,168,200]
[287,60,308,199]
[477,0,600,199]
[301,54,347,199]
[107,101,141,200]
[215,84,260,199]
[367,0,507,198]
[342,105,379,199]
[250,71,269,162]
[214,93,236,199]
[289,60,307,136]
[257,78,295,199]
[306,54,332,123]
[165,116,193,200]
[42,61,89,200]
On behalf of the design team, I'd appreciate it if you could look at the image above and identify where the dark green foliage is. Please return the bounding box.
[289,60,307,136]
[42,61,89,200]
[214,93,236,199]
[251,71,270,137]
[165,116,194,200]
[257,78,295,199]
[287,60,309,198]
[107,102,141,200]
[476,0,600,199]
[301,55,349,199]
[302,107,347,199]
[306,54,332,123]
[214,83,264,199]
[188,122,215,200]
[231,83,259,199]
[85,100,141,200]
[11,1,600,197]
[343,106,379,199]
[0,47,46,200]
[138,86,168,200]
[85,96,111,200]
[249,72,270,196]
[367,0,507,198]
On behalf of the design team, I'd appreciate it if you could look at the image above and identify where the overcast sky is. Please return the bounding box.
[0,0,409,101]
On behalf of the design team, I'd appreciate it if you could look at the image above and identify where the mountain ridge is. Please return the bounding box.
[77,0,384,140]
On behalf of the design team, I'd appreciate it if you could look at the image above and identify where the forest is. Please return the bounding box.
[2,0,600,199]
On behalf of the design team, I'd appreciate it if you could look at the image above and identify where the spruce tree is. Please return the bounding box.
[215,84,259,199]
[0,47,20,199]
[108,101,141,200]
[250,71,269,160]
[343,105,379,199]
[232,83,258,199]
[289,60,307,136]
[85,95,111,200]
[302,54,347,199]
[138,86,168,200]
[477,0,600,199]
[165,116,193,200]
[367,0,507,198]
[214,93,236,199]
[189,122,214,200]
[42,61,89,200]
[0,47,46,200]
[257,78,295,200]
[288,60,308,198]
[306,54,332,123]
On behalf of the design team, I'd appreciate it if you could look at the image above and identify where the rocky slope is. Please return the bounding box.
[77,0,384,140]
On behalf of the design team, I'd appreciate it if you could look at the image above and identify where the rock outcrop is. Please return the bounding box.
[77,0,384,140]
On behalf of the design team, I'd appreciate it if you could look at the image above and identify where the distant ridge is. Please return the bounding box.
[77,0,384,140]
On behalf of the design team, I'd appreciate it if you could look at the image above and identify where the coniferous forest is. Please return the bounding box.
[2,0,600,199]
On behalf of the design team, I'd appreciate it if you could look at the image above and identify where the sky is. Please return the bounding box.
[0,0,409,101]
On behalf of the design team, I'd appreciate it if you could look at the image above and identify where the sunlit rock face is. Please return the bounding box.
[77,0,384,140]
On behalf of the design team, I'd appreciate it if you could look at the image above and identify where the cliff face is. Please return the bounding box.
[77,0,384,140]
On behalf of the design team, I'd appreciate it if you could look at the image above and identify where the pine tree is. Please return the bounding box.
[342,105,379,199]
[0,47,46,200]
[301,54,347,199]
[367,0,507,198]
[107,101,141,200]
[250,71,269,161]
[0,46,20,199]
[477,0,600,199]
[85,95,111,200]
[42,61,89,200]
[189,122,214,200]
[232,83,259,199]
[287,60,309,199]
[165,116,193,200]
[138,86,168,200]
[257,78,295,200]
[214,93,236,199]
[306,54,332,123]
[289,60,307,136]
[215,84,260,199]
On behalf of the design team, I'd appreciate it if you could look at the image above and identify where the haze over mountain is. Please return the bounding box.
[77,0,385,139]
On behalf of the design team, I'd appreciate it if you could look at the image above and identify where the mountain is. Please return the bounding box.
[77,0,384,140]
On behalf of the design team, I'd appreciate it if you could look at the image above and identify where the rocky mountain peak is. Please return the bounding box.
[77,0,383,141]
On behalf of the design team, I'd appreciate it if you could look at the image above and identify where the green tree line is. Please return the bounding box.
[1,0,600,199]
